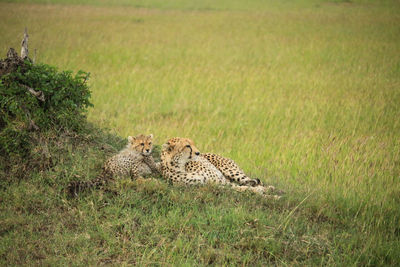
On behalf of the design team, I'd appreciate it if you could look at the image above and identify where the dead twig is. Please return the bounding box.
[28,119,40,131]
[21,27,29,59]
[20,84,45,102]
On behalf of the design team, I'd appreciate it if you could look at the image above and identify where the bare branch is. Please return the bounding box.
[21,27,29,59]
[7,47,19,59]
[28,119,40,131]
[20,84,45,102]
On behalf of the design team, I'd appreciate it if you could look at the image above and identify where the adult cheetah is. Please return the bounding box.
[160,137,279,197]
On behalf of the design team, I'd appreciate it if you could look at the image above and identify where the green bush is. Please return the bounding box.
[0,60,92,159]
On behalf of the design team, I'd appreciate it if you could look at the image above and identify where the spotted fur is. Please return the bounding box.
[201,153,260,186]
[68,134,159,196]
[160,137,279,198]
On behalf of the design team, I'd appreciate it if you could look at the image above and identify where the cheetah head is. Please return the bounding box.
[127,134,154,156]
[161,137,200,169]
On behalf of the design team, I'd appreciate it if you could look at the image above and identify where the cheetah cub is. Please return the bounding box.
[68,134,159,196]
[160,137,279,198]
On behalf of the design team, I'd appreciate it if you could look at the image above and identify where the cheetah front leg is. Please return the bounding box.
[143,155,161,174]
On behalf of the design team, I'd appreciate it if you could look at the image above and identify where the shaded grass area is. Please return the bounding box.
[0,126,396,265]
[0,0,399,265]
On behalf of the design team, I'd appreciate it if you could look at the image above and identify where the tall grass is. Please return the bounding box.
[0,0,399,265]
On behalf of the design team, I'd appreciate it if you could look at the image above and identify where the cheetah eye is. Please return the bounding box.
[186,145,191,148]
[149,142,152,145]
[140,143,144,146]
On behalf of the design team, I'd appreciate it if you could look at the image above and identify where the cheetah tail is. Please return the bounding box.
[66,171,112,197]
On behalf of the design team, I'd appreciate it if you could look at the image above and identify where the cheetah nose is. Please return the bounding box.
[195,152,200,155]
[146,149,150,152]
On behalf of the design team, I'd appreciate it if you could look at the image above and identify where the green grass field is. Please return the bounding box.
[1,0,400,265]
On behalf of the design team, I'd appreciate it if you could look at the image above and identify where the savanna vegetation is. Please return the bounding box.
[0,0,399,265]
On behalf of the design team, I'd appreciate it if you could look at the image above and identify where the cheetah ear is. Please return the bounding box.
[128,136,135,143]
[148,134,153,139]
[165,141,174,149]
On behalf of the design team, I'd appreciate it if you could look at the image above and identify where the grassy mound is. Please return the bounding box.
[0,52,92,180]
[1,131,397,265]
[0,38,399,264]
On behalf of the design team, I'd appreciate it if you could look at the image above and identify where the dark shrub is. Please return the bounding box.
[0,59,92,174]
